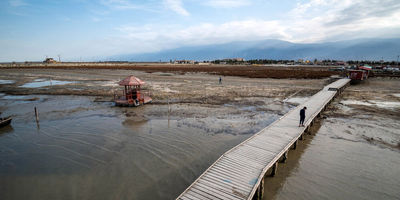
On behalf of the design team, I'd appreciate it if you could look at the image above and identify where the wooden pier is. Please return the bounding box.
[177,78,350,200]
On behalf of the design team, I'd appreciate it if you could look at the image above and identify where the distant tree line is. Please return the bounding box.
[209,59,399,66]
[346,60,398,65]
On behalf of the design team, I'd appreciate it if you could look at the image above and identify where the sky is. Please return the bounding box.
[0,0,400,61]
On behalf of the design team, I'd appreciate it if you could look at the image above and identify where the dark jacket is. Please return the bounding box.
[300,109,306,118]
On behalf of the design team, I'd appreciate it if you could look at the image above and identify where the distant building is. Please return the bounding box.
[174,60,195,64]
[336,61,346,66]
[222,58,244,62]
[197,62,211,65]
[43,58,57,63]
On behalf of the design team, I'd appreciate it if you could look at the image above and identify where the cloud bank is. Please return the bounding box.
[111,0,400,55]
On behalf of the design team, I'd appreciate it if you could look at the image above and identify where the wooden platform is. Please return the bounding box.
[177,78,350,200]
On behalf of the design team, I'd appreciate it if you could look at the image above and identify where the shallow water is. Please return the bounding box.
[341,99,400,110]
[19,80,76,88]
[283,97,309,105]
[0,80,15,84]
[0,95,281,200]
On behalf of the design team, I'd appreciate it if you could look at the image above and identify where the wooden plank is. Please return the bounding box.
[201,174,251,195]
[213,162,259,177]
[229,150,275,165]
[245,142,283,154]
[190,186,224,200]
[230,145,276,160]
[206,168,258,189]
[196,180,244,200]
[179,192,199,200]
[177,196,193,200]
[251,135,290,146]
[218,156,267,173]
[207,166,257,185]
[224,152,269,166]
[222,156,261,171]
[224,154,265,169]
[203,172,253,191]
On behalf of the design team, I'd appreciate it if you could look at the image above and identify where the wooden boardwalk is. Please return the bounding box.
[177,78,350,200]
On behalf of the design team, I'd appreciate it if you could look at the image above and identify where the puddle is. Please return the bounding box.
[370,100,400,109]
[392,94,400,98]
[0,80,15,84]
[0,95,39,102]
[1,95,30,100]
[19,80,76,88]
[341,100,400,109]
[283,97,309,105]
[100,81,119,87]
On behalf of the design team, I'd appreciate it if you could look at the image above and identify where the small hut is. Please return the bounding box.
[114,76,152,106]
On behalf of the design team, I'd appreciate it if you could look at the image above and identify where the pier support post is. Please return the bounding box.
[280,151,288,163]
[292,140,298,150]
[271,162,278,177]
[300,133,304,140]
[253,177,264,200]
[34,107,40,128]
[168,98,171,113]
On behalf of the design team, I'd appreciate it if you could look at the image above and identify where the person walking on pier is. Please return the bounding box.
[299,107,307,127]
[219,76,222,84]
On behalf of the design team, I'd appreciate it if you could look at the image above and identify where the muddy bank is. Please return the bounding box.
[0,68,330,200]
[0,68,328,108]
[1,64,341,79]
[264,77,400,200]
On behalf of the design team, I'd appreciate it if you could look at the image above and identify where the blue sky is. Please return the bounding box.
[1,0,400,61]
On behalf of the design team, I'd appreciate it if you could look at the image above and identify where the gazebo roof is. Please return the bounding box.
[359,65,372,70]
[118,75,146,86]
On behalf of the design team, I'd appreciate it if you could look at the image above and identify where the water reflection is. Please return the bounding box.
[0,95,280,200]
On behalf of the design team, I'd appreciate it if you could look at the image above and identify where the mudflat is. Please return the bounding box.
[0,67,398,200]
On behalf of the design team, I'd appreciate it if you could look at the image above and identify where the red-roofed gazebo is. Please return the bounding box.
[114,75,152,107]
[118,75,146,86]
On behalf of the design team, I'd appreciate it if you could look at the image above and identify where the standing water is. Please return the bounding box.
[0,95,281,200]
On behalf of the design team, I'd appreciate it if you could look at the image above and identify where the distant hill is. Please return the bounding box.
[110,38,400,61]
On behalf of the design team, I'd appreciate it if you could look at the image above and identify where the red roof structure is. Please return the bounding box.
[359,66,372,71]
[118,75,146,86]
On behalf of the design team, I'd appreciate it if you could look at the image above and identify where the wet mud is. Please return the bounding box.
[263,77,400,200]
[0,68,328,200]
[1,68,398,200]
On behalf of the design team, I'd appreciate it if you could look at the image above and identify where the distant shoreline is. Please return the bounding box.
[0,63,341,79]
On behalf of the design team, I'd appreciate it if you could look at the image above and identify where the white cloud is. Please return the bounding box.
[115,19,289,54]
[110,0,400,55]
[204,0,251,8]
[163,0,190,16]
[100,0,155,11]
[287,0,400,42]
[4,0,400,61]
[9,0,28,7]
